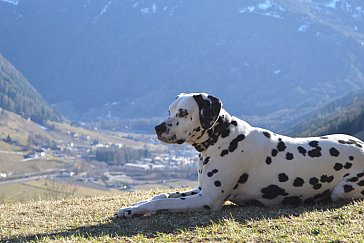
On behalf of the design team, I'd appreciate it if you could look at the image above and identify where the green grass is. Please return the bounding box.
[1,189,364,242]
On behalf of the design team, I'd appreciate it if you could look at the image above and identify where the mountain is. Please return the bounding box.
[0,0,363,129]
[0,53,62,124]
[289,89,364,140]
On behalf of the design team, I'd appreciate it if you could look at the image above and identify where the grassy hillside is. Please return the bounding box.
[1,189,364,242]
[291,90,364,140]
[0,53,62,124]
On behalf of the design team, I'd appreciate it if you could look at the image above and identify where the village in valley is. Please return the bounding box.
[0,116,199,200]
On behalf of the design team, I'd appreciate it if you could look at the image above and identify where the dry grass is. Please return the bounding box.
[1,188,364,242]
[0,179,122,203]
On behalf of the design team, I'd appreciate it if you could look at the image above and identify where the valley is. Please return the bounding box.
[0,109,198,202]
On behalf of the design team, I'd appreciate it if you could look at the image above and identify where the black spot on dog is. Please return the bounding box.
[313,184,322,190]
[309,141,319,147]
[261,185,288,199]
[221,128,230,138]
[203,157,210,165]
[282,196,302,206]
[277,141,286,152]
[271,149,278,157]
[344,185,354,193]
[327,176,334,183]
[127,210,132,215]
[309,177,319,185]
[180,197,186,200]
[263,131,271,139]
[266,156,272,165]
[357,173,364,178]
[181,193,186,197]
[344,162,352,169]
[333,163,343,171]
[238,173,249,184]
[297,146,307,156]
[337,139,363,148]
[343,173,350,177]
[207,169,219,177]
[304,189,330,204]
[320,136,329,139]
[214,181,221,187]
[245,200,265,207]
[233,184,239,190]
[308,147,322,158]
[278,173,289,182]
[196,130,206,140]
[293,177,305,187]
[191,192,198,195]
[231,120,238,126]
[228,134,245,153]
[347,177,359,182]
[286,152,294,160]
[321,175,334,183]
[320,175,329,183]
[357,180,364,186]
[220,150,229,157]
[329,147,340,157]
[349,156,354,161]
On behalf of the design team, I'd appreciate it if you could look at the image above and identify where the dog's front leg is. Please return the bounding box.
[131,187,202,206]
[116,192,221,218]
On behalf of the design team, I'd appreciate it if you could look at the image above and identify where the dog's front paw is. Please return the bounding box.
[115,206,137,218]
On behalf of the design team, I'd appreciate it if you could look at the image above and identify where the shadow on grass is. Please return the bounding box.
[2,200,352,242]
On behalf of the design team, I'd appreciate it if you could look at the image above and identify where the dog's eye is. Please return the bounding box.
[178,109,189,118]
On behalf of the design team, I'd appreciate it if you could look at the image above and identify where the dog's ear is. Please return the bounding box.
[193,94,222,130]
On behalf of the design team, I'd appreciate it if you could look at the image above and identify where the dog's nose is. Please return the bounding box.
[155,123,167,134]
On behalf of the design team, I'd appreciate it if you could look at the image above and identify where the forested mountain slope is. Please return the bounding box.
[0,53,62,124]
[290,90,364,140]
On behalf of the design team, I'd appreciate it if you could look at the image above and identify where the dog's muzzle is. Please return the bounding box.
[155,122,185,144]
[155,122,167,137]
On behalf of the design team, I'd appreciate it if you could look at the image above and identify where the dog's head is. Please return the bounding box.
[155,93,222,144]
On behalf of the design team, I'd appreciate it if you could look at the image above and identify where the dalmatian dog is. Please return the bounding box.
[116,92,364,218]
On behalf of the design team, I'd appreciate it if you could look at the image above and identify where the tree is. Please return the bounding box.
[4,134,12,143]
